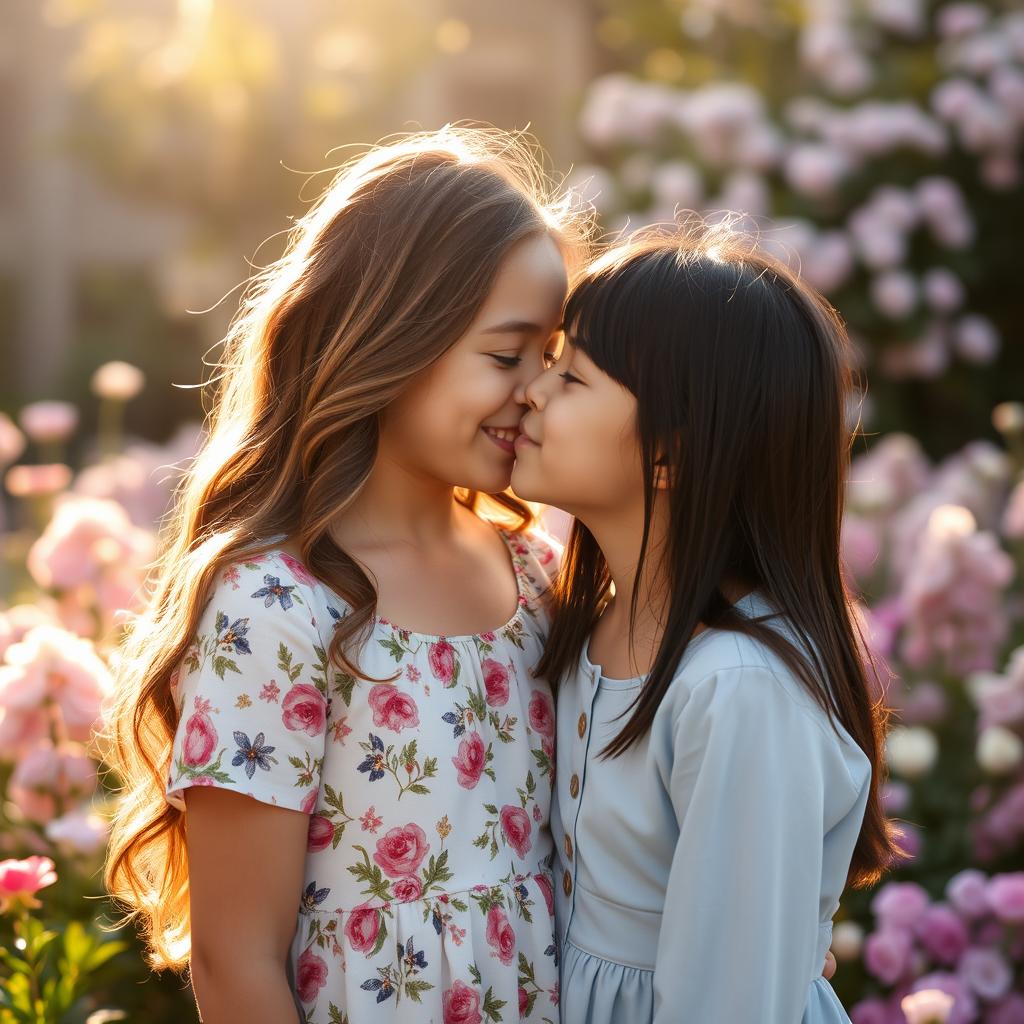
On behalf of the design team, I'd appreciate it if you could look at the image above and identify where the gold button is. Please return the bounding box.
[564,834,573,860]
[569,773,580,799]
[577,712,587,738]
[563,869,573,896]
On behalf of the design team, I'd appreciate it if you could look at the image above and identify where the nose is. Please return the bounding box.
[521,364,553,412]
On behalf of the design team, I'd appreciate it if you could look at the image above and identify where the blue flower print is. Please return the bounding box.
[356,734,387,782]
[251,574,296,610]
[231,731,276,779]
[215,612,251,655]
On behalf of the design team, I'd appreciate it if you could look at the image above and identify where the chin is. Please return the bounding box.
[509,467,548,504]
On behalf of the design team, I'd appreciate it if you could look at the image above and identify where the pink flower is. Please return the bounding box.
[9,741,97,823]
[392,875,423,902]
[360,806,383,834]
[528,691,555,738]
[915,905,968,964]
[987,872,1024,922]
[863,927,913,984]
[0,414,25,468]
[451,733,487,790]
[442,979,482,1024]
[307,815,334,853]
[519,987,529,1016]
[259,681,281,703]
[499,805,532,858]
[850,998,891,1024]
[344,902,382,953]
[19,401,78,444]
[946,869,989,918]
[482,659,510,707]
[277,553,318,587]
[182,707,218,766]
[871,881,930,928]
[281,684,327,737]
[44,809,108,855]
[373,823,429,878]
[300,790,318,814]
[535,872,554,916]
[367,685,420,733]
[960,947,1012,1001]
[428,640,457,686]
[0,855,57,912]
[294,946,328,1004]
[485,905,516,965]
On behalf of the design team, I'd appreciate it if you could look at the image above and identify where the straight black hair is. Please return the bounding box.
[535,226,898,887]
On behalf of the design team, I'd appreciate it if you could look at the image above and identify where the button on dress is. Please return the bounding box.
[553,591,872,1024]
[165,526,562,1023]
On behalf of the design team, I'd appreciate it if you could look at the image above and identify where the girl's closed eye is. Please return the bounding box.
[559,369,583,385]
[490,353,522,368]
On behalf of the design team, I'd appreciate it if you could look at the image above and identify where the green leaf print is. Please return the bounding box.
[482,985,507,1022]
[327,1004,349,1024]
[212,654,241,680]
[277,642,303,683]
[347,845,393,903]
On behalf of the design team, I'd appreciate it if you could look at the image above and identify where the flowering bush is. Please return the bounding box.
[573,0,1023,448]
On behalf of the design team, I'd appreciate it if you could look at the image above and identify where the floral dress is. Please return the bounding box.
[165,525,562,1024]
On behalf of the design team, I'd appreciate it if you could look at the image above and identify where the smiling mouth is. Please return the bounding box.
[482,425,518,454]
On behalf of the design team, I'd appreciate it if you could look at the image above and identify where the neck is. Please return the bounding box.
[576,493,673,659]
[331,446,463,550]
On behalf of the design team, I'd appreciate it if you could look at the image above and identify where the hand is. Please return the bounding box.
[822,950,837,981]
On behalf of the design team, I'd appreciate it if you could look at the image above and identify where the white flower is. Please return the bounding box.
[91,361,145,402]
[830,921,864,961]
[977,726,1024,774]
[901,989,954,1024]
[886,725,939,778]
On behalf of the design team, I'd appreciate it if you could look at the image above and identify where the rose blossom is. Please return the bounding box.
[901,989,955,1024]
[915,904,968,964]
[499,805,532,858]
[307,815,334,853]
[294,946,328,1004]
[9,740,97,823]
[0,855,57,912]
[442,979,482,1024]
[960,947,1012,1001]
[373,823,429,877]
[182,705,218,766]
[344,902,381,953]
[863,927,913,984]
[44,809,109,855]
[535,872,555,916]
[392,875,423,902]
[482,659,510,707]
[528,691,555,738]
[451,733,487,789]
[281,684,327,736]
[486,905,516,965]
[429,639,457,685]
[986,872,1024,922]
[367,684,419,732]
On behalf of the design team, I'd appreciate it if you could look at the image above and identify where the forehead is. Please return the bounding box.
[474,233,568,327]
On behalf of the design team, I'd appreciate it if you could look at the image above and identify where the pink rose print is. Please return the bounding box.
[499,805,532,858]
[277,552,318,587]
[344,902,381,954]
[295,946,328,1004]
[451,732,486,790]
[485,905,516,965]
[482,659,510,707]
[392,875,423,902]
[182,709,217,766]
[443,979,482,1024]
[300,790,318,814]
[373,822,429,878]
[307,814,333,853]
[528,690,555,738]
[535,872,554,916]
[428,639,457,686]
[281,683,327,736]
[367,684,420,732]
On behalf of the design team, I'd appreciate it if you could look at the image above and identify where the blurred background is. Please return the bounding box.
[2,1,1024,1022]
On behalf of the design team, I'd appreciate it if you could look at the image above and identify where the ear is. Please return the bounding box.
[653,454,671,491]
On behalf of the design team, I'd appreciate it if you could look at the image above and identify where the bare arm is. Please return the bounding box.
[185,788,309,1024]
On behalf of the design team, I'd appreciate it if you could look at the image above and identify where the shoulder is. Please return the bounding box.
[199,548,340,644]
[503,524,563,593]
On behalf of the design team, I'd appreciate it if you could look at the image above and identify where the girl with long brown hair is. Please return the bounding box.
[510,226,898,1023]
[102,126,587,1023]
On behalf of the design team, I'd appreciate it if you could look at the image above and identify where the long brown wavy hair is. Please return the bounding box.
[535,226,898,889]
[102,126,589,970]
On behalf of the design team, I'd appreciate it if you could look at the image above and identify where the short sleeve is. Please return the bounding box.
[165,554,329,814]
[509,526,563,606]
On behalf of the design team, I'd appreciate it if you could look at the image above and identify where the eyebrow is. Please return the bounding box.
[480,320,547,335]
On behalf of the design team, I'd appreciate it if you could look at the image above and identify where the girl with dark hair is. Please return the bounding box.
[511,227,897,1023]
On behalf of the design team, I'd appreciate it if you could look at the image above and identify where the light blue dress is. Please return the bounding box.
[553,591,871,1023]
